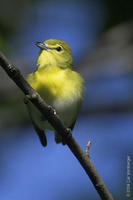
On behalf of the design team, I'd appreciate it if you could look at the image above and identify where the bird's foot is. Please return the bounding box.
[48,105,56,115]
[26,94,38,100]
[62,128,72,145]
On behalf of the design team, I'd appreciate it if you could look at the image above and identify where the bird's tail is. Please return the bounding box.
[54,132,63,144]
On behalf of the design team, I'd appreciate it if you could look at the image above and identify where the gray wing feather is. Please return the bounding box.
[24,98,47,147]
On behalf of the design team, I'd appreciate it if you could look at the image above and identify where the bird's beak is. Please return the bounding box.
[36,42,48,50]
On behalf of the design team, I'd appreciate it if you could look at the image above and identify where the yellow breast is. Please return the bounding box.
[27,66,84,129]
[27,66,83,105]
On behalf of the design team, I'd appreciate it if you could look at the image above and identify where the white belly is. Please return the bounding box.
[28,96,81,130]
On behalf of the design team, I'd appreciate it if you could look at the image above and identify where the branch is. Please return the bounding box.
[0,51,114,200]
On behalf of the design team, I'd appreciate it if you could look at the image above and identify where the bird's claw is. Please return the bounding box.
[62,128,72,145]
[48,105,56,115]
[26,94,37,100]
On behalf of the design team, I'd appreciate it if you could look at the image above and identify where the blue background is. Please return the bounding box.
[0,0,132,199]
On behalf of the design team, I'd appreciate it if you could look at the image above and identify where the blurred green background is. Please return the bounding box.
[0,0,133,199]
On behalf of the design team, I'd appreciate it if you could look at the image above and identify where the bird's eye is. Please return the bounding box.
[56,46,62,52]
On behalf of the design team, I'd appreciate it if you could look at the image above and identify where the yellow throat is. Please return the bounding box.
[36,38,73,69]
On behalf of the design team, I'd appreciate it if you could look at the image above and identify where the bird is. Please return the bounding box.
[26,38,84,147]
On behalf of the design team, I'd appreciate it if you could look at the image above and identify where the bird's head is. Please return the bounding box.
[36,39,73,69]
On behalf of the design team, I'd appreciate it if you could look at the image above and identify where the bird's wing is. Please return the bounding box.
[24,98,47,147]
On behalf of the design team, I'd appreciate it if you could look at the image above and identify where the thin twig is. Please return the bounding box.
[0,51,114,200]
[85,141,91,157]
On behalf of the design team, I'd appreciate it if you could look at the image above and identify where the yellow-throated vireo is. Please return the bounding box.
[26,39,84,147]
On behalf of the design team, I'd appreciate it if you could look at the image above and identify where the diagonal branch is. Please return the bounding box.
[0,51,114,200]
